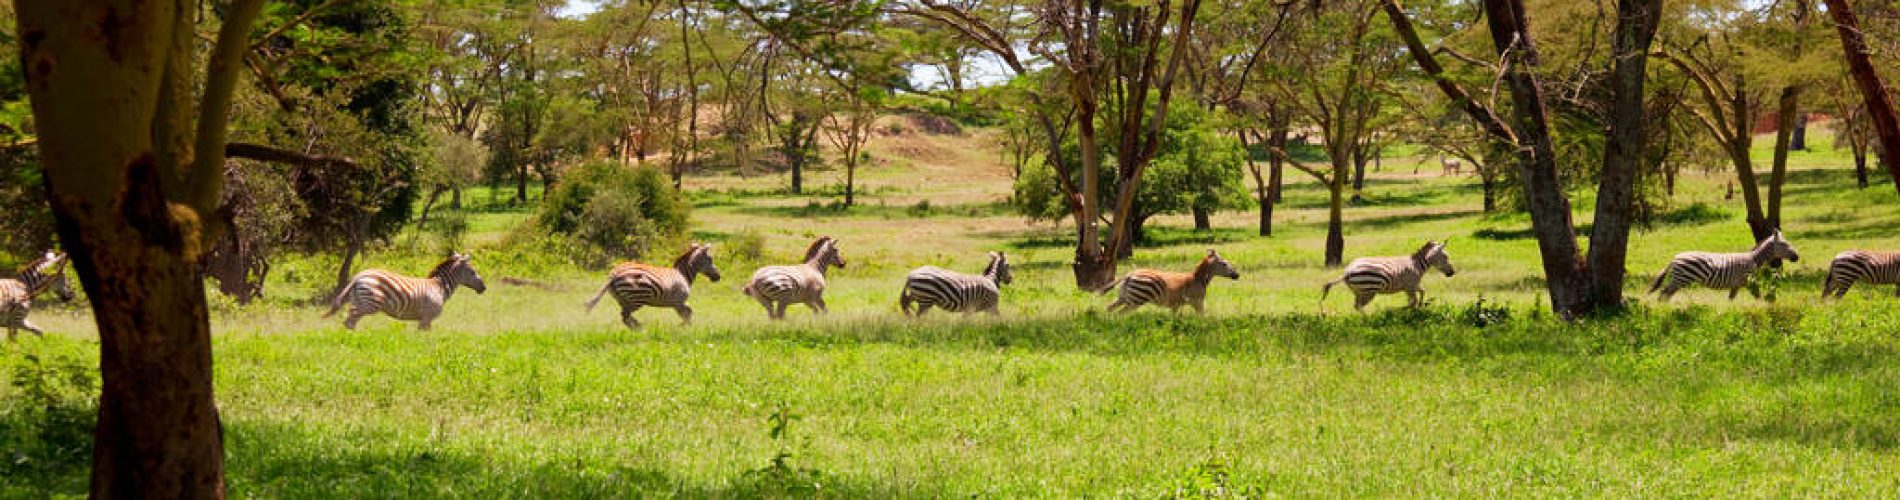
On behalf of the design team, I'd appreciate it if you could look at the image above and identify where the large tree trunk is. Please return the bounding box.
[19,0,267,496]
[1483,0,1587,315]
[1192,207,1212,231]
[1768,86,1799,229]
[1582,0,1663,310]
[1824,0,1900,195]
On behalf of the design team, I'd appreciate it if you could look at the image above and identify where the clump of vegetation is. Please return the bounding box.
[909,199,934,217]
[1168,454,1263,499]
[739,403,826,495]
[724,228,767,263]
[534,162,690,262]
[0,340,97,495]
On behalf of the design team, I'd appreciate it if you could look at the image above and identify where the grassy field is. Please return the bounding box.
[6,119,1900,496]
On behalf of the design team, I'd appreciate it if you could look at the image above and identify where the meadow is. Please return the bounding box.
[6,120,1900,496]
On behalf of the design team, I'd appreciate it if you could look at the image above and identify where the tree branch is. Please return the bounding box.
[185,0,267,214]
[225,142,359,169]
[1380,0,1518,144]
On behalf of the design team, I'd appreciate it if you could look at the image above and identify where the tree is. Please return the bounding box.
[1012,102,1247,240]
[1823,0,1900,194]
[1384,0,1665,316]
[17,0,267,494]
[1267,0,1397,266]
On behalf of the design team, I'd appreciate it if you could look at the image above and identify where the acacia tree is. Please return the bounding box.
[1383,0,1664,316]
[1267,0,1395,266]
[17,0,266,494]
[1823,0,1900,193]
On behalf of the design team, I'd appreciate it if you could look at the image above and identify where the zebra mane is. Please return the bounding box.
[983,252,1004,276]
[673,244,704,268]
[427,255,465,278]
[16,251,60,277]
[801,237,835,262]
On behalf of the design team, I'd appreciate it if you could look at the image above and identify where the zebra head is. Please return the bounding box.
[806,237,846,271]
[1199,249,1241,280]
[33,251,74,302]
[986,251,1014,286]
[1416,240,1455,277]
[1755,230,1800,263]
[692,244,722,282]
[434,252,487,294]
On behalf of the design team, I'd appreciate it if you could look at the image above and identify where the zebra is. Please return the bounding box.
[899,251,1012,317]
[1102,249,1241,314]
[1322,240,1455,311]
[1647,229,1800,302]
[1823,250,1900,299]
[3,251,75,340]
[743,236,847,320]
[584,243,722,328]
[325,252,487,330]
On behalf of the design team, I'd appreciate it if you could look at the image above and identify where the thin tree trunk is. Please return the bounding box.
[1192,206,1211,231]
[1824,0,1900,195]
[451,186,463,209]
[334,236,362,296]
[1856,148,1870,188]
[1325,166,1346,266]
[417,186,447,230]
[1768,85,1799,229]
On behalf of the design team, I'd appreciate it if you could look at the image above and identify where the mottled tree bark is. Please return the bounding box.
[18,0,265,496]
[1824,0,1900,195]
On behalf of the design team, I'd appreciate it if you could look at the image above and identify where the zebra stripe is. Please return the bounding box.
[900,252,1011,316]
[1105,249,1241,314]
[325,253,487,330]
[744,237,847,319]
[1322,240,1455,311]
[1648,230,1799,301]
[586,244,722,327]
[1823,250,1900,298]
[3,251,73,340]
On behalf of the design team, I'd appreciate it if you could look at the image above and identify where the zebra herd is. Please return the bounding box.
[7,229,1900,336]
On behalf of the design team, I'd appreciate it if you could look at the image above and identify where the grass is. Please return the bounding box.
[7,125,1900,496]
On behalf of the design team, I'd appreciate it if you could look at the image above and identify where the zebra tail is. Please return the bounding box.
[1096,278,1124,295]
[323,281,353,318]
[584,280,613,312]
[1320,279,1340,301]
[898,289,913,316]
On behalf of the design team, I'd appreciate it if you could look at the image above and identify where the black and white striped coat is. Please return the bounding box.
[586,243,722,327]
[744,237,847,319]
[1822,250,1900,298]
[325,253,488,330]
[1648,230,1800,301]
[3,251,75,340]
[1322,241,1455,311]
[1105,249,1241,314]
[900,251,1012,316]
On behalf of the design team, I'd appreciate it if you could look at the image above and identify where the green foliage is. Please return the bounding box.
[0,339,97,495]
[1011,101,1247,228]
[534,162,691,262]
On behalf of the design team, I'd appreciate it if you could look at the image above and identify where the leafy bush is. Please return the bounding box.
[1,339,98,494]
[724,228,767,263]
[534,162,690,262]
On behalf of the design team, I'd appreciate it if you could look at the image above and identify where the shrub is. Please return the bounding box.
[535,162,690,262]
[725,228,767,263]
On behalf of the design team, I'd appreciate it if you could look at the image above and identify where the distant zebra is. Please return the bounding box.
[1442,158,1464,176]
[1103,249,1241,314]
[744,236,847,319]
[1823,250,1900,299]
[1322,240,1455,311]
[900,251,1012,316]
[1648,230,1799,301]
[3,251,75,340]
[325,252,488,330]
[585,243,722,328]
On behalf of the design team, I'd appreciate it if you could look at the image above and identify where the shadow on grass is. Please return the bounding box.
[218,420,925,497]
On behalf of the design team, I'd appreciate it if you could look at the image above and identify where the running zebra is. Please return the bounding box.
[1322,240,1455,311]
[1647,230,1800,301]
[1103,249,1241,314]
[899,251,1012,316]
[3,251,75,340]
[585,243,722,328]
[325,252,487,330]
[743,236,847,319]
[1823,250,1900,299]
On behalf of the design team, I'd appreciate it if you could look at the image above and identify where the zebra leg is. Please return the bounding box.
[1353,292,1374,312]
[914,303,932,317]
[674,305,693,325]
[809,298,829,315]
[343,312,365,330]
[772,302,789,320]
[19,319,43,337]
[1191,299,1206,315]
[621,305,643,328]
[1728,287,1742,300]
[755,296,776,318]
